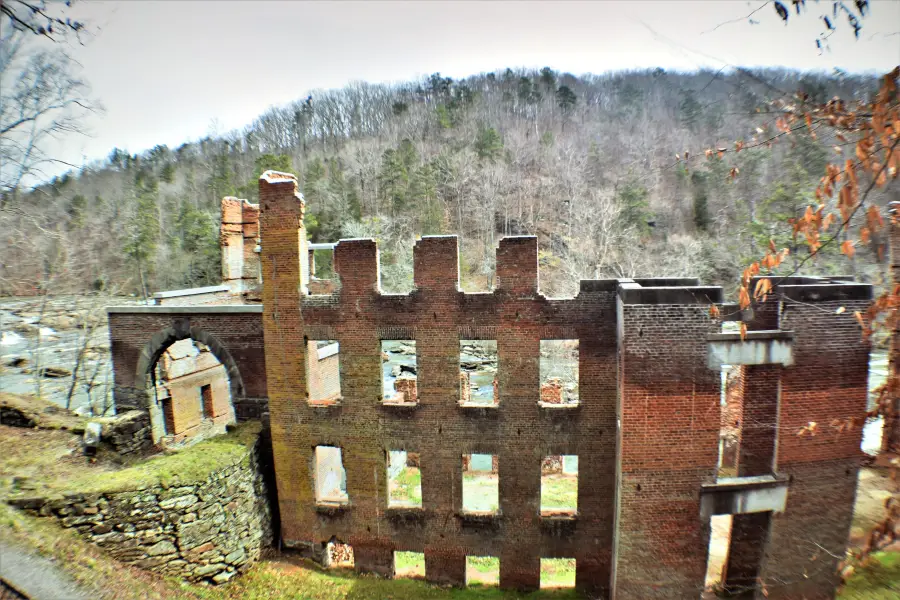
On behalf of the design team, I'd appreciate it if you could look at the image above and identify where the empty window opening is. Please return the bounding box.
[382,341,417,404]
[315,446,348,504]
[466,556,499,587]
[460,340,498,406]
[308,245,338,295]
[540,340,579,406]
[718,365,740,478]
[200,384,212,419]
[704,515,733,595]
[462,453,499,513]
[307,340,341,405]
[387,450,422,508]
[541,455,578,515]
[161,398,174,436]
[540,558,576,589]
[324,539,354,569]
[394,551,425,579]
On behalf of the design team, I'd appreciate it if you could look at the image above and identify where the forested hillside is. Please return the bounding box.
[0,67,890,298]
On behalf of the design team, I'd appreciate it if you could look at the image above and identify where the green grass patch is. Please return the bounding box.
[540,558,575,589]
[389,467,422,506]
[394,551,425,579]
[540,475,577,513]
[466,556,499,587]
[462,473,498,513]
[62,421,261,493]
[839,551,900,600]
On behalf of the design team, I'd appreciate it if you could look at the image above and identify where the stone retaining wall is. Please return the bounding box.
[9,428,271,584]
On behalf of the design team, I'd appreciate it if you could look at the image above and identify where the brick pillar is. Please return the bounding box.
[258,171,310,547]
[761,284,872,599]
[221,197,261,294]
[613,288,721,600]
[331,238,393,576]
[494,236,542,591]
[412,236,469,588]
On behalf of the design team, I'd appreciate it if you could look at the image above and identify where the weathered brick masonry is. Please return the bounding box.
[104,170,873,599]
[107,306,268,441]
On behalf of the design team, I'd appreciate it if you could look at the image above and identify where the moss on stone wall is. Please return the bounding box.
[63,421,261,494]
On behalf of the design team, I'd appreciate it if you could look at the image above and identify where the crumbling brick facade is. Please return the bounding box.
[221,197,261,296]
[252,172,872,598]
[104,171,873,599]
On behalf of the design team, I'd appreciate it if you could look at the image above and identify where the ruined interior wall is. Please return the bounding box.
[306,341,341,404]
[221,197,261,296]
[155,339,234,443]
[260,172,618,595]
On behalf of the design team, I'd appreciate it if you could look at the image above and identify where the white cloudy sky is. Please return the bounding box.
[38,0,900,175]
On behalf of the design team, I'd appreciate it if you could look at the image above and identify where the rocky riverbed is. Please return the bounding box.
[0,295,142,416]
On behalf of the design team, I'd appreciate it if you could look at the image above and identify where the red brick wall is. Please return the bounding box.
[107,309,267,423]
[761,292,871,600]
[263,214,619,593]
[614,299,721,600]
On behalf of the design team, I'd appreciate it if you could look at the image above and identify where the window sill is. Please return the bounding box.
[540,511,578,520]
[308,397,342,408]
[385,506,426,523]
[458,402,500,414]
[538,401,580,409]
[381,400,419,409]
[315,501,351,515]
[458,510,501,522]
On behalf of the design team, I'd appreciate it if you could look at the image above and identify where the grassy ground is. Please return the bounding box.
[0,425,122,497]
[466,556,499,586]
[540,559,576,589]
[840,552,900,600]
[540,475,577,514]
[462,473,499,512]
[388,466,422,507]
[394,551,425,579]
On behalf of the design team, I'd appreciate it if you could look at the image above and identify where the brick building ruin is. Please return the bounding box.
[105,170,874,598]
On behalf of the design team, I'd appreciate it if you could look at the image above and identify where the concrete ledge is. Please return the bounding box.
[632,277,700,287]
[578,279,620,293]
[152,285,230,299]
[107,305,263,314]
[317,343,339,360]
[618,285,723,305]
[700,475,789,519]
[708,331,794,368]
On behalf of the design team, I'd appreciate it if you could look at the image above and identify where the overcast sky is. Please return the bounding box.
[49,0,900,174]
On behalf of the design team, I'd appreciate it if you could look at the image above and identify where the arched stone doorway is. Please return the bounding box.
[135,325,245,444]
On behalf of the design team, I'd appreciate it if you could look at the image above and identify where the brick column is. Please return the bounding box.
[613,286,721,600]
[258,171,310,548]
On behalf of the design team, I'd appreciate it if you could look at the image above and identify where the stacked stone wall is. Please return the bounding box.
[9,427,271,584]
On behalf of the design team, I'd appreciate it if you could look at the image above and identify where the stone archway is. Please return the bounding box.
[136,325,245,443]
